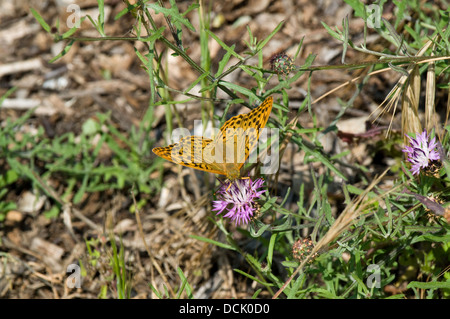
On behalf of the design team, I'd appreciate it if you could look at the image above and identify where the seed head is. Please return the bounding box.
[270,52,295,76]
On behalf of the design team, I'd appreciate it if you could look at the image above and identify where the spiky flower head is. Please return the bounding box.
[292,238,317,263]
[402,130,440,176]
[212,178,266,226]
[270,52,294,76]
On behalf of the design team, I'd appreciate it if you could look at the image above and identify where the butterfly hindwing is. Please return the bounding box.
[153,136,227,175]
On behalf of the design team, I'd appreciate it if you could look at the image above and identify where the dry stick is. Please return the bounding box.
[401,64,422,143]
[0,98,41,110]
[272,169,395,299]
[425,49,436,133]
[0,57,42,77]
[131,186,176,298]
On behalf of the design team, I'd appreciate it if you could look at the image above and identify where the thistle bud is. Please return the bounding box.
[292,238,317,263]
[270,52,294,76]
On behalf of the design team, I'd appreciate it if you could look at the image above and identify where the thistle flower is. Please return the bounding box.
[212,178,266,226]
[270,52,294,76]
[402,130,440,175]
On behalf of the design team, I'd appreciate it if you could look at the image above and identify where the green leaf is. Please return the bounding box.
[293,36,305,60]
[300,142,347,181]
[321,21,343,41]
[407,281,450,290]
[239,65,267,84]
[267,233,277,268]
[256,20,284,51]
[393,0,406,28]
[176,268,193,299]
[0,169,19,187]
[404,24,420,44]
[138,27,166,42]
[287,274,305,299]
[7,158,50,197]
[281,260,299,268]
[205,29,244,61]
[271,215,294,232]
[184,72,210,94]
[341,15,349,63]
[189,235,237,251]
[251,289,263,299]
[73,172,89,204]
[62,16,86,39]
[182,3,200,16]
[410,233,450,244]
[147,3,196,32]
[0,202,17,216]
[97,0,105,34]
[233,269,275,287]
[350,273,369,295]
[219,81,258,100]
[49,40,75,63]
[82,118,99,135]
[215,44,236,77]
[343,0,366,18]
[30,8,51,32]
[115,2,139,20]
[44,205,60,219]
[311,287,343,299]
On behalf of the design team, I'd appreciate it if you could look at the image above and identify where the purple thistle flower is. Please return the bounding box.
[402,130,440,175]
[212,178,266,226]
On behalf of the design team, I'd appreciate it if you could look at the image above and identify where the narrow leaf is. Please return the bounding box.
[31,8,51,32]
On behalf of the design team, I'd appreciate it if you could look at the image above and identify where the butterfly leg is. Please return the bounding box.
[224,176,250,193]
[224,181,233,192]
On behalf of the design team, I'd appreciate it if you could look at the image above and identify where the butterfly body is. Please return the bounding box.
[152,96,273,180]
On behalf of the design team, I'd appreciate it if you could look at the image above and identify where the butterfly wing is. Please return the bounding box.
[237,96,273,167]
[153,97,273,178]
[204,96,273,170]
[152,136,227,175]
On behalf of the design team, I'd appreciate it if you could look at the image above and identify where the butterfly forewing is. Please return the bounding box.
[239,96,273,165]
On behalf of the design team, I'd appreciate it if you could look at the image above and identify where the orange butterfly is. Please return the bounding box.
[153,96,273,181]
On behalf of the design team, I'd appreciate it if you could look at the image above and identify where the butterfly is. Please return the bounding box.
[152,96,273,181]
